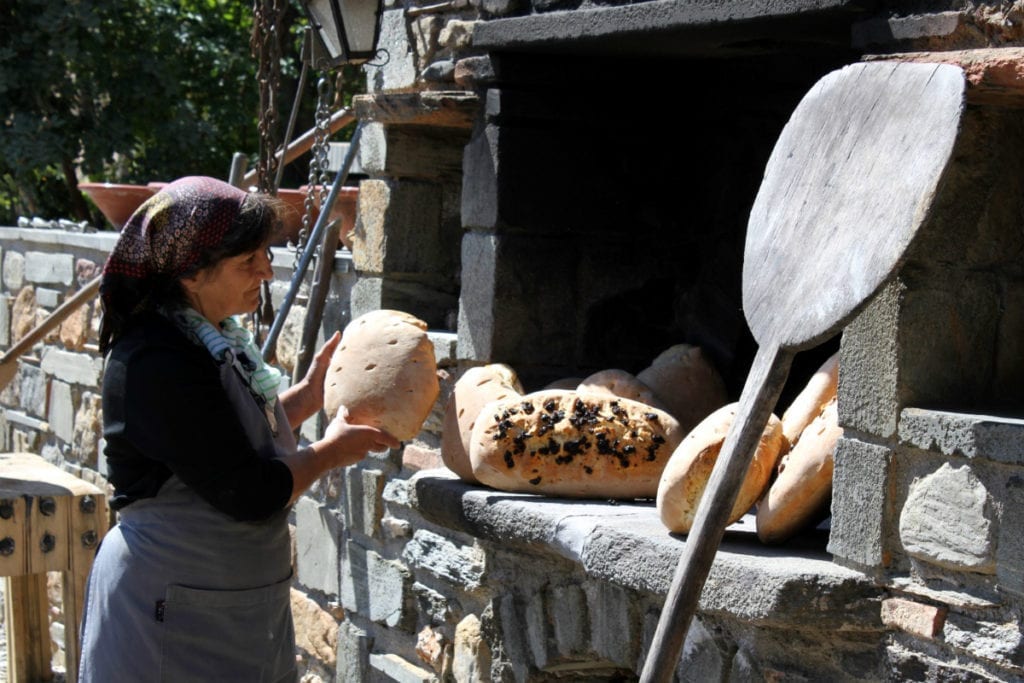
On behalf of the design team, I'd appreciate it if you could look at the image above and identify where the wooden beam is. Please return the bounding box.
[353,91,479,129]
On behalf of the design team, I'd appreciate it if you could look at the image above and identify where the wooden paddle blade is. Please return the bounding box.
[743,62,966,351]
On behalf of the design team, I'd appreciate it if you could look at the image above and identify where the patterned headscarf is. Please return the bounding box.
[103,176,247,282]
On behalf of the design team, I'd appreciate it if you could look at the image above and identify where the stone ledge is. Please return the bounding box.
[0,227,119,252]
[899,407,1024,466]
[353,91,479,129]
[409,470,883,631]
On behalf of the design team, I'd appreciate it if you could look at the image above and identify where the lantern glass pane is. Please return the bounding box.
[307,0,343,58]
[341,0,379,54]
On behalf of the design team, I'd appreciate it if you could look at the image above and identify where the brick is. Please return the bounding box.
[881,598,947,638]
[295,496,342,596]
[24,251,74,286]
[402,443,443,472]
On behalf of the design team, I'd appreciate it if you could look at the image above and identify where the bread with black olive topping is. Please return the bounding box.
[468,389,684,499]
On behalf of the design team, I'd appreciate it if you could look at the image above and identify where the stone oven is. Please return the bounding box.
[339,0,1024,680]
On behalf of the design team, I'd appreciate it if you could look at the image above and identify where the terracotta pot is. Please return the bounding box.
[78,183,157,230]
[276,186,359,250]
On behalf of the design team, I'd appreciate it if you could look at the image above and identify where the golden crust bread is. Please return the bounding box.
[757,397,841,544]
[324,310,439,441]
[636,344,728,433]
[656,402,785,534]
[781,351,838,447]
[469,389,684,499]
[441,364,524,483]
[577,369,668,411]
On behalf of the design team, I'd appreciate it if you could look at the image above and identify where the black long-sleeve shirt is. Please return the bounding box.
[102,313,293,521]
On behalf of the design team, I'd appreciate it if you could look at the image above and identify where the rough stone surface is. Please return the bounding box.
[401,529,485,588]
[3,250,24,290]
[412,582,451,625]
[998,471,1024,597]
[881,598,947,639]
[943,613,1024,670]
[48,379,75,443]
[335,621,372,681]
[899,408,1024,465]
[291,588,339,667]
[341,542,411,628]
[18,363,48,419]
[402,443,443,472]
[838,279,901,438]
[368,653,434,683]
[58,297,90,351]
[453,614,488,683]
[72,392,102,465]
[351,179,445,275]
[296,496,343,596]
[828,436,891,570]
[899,462,996,573]
[345,467,386,538]
[414,625,446,672]
[0,294,9,346]
[24,251,74,286]
[35,287,59,308]
[439,20,477,49]
[549,583,587,657]
[366,9,417,93]
[40,348,104,386]
[11,286,37,344]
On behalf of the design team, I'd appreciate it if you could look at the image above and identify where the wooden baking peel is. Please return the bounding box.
[640,61,966,682]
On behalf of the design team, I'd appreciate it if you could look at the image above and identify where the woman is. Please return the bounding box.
[79,176,398,682]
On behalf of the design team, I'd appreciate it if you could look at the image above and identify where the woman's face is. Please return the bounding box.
[180,246,274,322]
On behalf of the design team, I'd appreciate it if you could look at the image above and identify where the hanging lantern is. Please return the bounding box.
[300,0,384,67]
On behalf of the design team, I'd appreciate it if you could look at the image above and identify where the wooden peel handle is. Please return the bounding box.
[0,275,102,366]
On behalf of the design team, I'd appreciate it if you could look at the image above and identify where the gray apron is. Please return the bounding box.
[80,356,299,683]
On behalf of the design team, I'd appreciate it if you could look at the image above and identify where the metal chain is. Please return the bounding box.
[251,0,284,194]
[295,73,334,264]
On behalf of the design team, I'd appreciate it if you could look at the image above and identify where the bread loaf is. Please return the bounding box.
[441,364,524,483]
[324,310,439,441]
[757,397,841,543]
[636,344,728,433]
[469,390,684,499]
[656,403,785,534]
[577,369,667,411]
[781,351,838,447]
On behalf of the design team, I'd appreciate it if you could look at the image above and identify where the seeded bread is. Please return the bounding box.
[757,397,841,543]
[441,364,524,483]
[656,403,785,534]
[324,310,439,441]
[469,390,684,499]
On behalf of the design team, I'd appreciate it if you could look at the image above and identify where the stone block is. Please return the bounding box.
[351,179,447,275]
[368,653,434,683]
[40,348,103,386]
[550,583,587,657]
[295,496,342,596]
[11,286,37,344]
[494,593,530,682]
[24,251,74,286]
[675,617,728,683]
[412,582,451,625]
[943,612,1024,669]
[998,472,1024,597]
[402,443,443,472]
[439,20,477,49]
[454,56,495,89]
[401,529,485,588]
[828,436,891,569]
[357,123,387,176]
[336,621,372,682]
[291,588,339,667]
[271,302,306,375]
[428,331,457,366]
[341,541,411,628]
[410,15,441,70]
[349,276,456,331]
[36,287,60,308]
[75,258,98,284]
[366,9,417,93]
[3,251,24,290]
[72,392,103,466]
[453,614,489,683]
[345,467,386,538]
[48,379,75,443]
[0,294,9,346]
[18,363,48,419]
[838,279,901,438]
[899,408,1024,466]
[58,297,91,351]
[881,597,947,638]
[898,462,996,573]
[584,581,635,668]
[525,588,551,668]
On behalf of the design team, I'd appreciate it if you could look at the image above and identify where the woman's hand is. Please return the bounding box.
[280,331,342,429]
[280,407,400,503]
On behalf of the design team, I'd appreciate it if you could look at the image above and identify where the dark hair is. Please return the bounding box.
[99,193,283,352]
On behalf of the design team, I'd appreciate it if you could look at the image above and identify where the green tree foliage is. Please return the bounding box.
[0,0,270,225]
